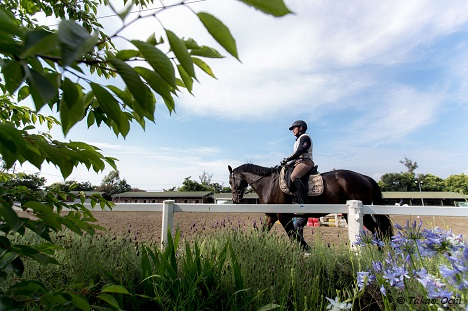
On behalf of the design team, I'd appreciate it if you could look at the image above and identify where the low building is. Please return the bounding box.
[112,191,213,204]
[112,191,466,206]
[213,193,260,204]
[382,191,467,206]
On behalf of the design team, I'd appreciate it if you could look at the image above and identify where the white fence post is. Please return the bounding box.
[161,200,174,248]
[347,200,363,248]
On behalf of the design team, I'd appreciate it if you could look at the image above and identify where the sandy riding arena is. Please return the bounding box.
[88,211,468,246]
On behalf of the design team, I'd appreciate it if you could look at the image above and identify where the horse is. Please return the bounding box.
[228,163,393,249]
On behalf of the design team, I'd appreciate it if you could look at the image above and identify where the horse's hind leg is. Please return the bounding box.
[262,213,277,232]
[363,214,394,240]
[278,214,309,250]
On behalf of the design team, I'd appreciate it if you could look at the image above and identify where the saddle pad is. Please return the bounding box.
[279,166,324,196]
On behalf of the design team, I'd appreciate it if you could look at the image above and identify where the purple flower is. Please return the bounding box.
[372,261,383,272]
[357,271,375,289]
[382,265,409,290]
[440,265,457,279]
[415,268,453,299]
[380,284,386,296]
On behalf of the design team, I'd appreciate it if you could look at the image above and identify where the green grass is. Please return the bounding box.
[2,222,465,310]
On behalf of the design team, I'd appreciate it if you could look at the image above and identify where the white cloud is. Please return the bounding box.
[166,1,468,124]
[347,86,444,144]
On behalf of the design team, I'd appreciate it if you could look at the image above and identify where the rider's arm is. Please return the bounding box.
[285,135,311,162]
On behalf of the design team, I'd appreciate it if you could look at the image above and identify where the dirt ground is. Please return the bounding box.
[86,211,468,246]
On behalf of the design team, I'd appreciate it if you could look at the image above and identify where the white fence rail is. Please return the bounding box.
[80,200,468,248]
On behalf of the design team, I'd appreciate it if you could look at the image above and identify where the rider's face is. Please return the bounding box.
[292,126,300,136]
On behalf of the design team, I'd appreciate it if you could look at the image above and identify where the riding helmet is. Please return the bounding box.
[289,120,307,131]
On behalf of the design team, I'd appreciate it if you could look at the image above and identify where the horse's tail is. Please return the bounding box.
[366,176,394,238]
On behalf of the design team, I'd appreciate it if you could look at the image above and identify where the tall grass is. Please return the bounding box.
[1,218,466,310]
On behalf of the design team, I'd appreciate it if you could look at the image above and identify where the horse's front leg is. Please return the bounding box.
[278,213,309,251]
[262,213,277,232]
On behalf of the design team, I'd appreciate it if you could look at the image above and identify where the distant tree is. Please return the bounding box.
[96,170,132,199]
[418,174,444,191]
[178,172,230,193]
[0,172,47,203]
[444,174,468,194]
[221,186,232,193]
[47,180,95,192]
[199,171,213,186]
[379,158,421,191]
[379,172,417,191]
[400,157,418,173]
[129,187,146,192]
[1,172,46,191]
[178,176,209,192]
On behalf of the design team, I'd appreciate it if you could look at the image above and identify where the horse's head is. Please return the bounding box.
[228,165,248,204]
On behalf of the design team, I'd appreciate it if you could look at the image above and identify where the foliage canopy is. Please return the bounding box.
[0,0,292,308]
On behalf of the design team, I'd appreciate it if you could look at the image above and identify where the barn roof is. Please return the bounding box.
[382,191,467,200]
[113,191,212,198]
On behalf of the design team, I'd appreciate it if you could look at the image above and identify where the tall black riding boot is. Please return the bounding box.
[292,179,307,204]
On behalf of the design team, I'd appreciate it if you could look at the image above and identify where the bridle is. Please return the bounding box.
[230,171,269,202]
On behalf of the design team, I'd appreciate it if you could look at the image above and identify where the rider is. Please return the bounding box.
[281,120,315,204]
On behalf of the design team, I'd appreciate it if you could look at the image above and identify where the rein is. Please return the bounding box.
[231,168,278,199]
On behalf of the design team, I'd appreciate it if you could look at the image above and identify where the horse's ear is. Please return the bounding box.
[228,165,232,174]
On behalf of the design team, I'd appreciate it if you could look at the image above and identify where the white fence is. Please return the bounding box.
[86,200,468,248]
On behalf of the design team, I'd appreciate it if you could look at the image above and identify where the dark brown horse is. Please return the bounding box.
[228,163,393,249]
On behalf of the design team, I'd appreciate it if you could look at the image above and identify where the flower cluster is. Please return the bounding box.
[355,219,467,307]
[325,296,352,311]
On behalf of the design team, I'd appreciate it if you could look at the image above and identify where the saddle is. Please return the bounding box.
[279,165,324,196]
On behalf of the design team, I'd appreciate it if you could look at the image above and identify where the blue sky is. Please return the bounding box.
[19,0,468,190]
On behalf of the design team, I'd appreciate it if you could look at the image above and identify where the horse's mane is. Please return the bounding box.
[233,163,276,176]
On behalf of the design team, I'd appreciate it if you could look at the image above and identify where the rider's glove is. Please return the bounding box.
[281,158,289,166]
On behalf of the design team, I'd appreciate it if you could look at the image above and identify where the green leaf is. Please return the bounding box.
[166,29,195,78]
[0,201,21,232]
[258,304,282,311]
[115,49,140,61]
[177,65,193,94]
[0,9,23,37]
[0,252,18,270]
[197,12,238,60]
[101,285,130,295]
[70,294,91,311]
[107,57,153,116]
[23,201,61,230]
[58,20,98,67]
[96,293,120,309]
[60,78,84,135]
[189,45,224,58]
[2,61,25,94]
[27,70,58,111]
[239,0,293,17]
[131,40,176,87]
[146,33,163,45]
[21,29,58,58]
[0,122,25,168]
[10,280,48,296]
[17,85,30,102]
[89,84,127,136]
[192,57,217,79]
[134,67,174,112]
[116,3,133,21]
